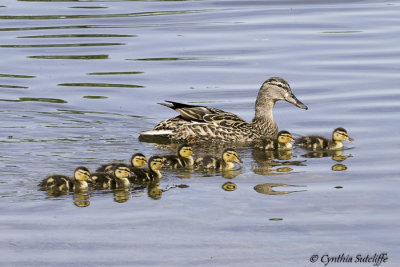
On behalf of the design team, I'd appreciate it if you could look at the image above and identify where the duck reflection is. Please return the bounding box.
[113,188,130,203]
[251,148,306,175]
[300,149,352,171]
[147,182,163,200]
[254,183,306,195]
[222,181,237,191]
[73,191,91,207]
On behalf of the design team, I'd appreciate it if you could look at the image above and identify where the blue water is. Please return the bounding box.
[1,0,399,266]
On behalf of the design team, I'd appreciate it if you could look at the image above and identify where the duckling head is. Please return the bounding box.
[257,77,308,110]
[277,130,294,144]
[74,166,91,182]
[178,144,193,159]
[332,127,354,143]
[148,156,165,171]
[113,164,131,180]
[222,148,242,164]
[131,153,147,168]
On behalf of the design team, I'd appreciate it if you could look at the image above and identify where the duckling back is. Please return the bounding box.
[295,135,330,150]
[39,175,72,193]
[91,172,113,189]
[195,155,222,170]
[253,139,280,150]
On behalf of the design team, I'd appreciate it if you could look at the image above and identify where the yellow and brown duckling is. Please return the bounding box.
[96,153,147,176]
[162,143,194,169]
[254,130,294,151]
[295,127,354,150]
[131,156,164,184]
[195,148,242,170]
[39,166,91,194]
[91,163,131,189]
[139,77,307,143]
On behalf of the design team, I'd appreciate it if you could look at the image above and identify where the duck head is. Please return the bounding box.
[332,127,354,143]
[74,166,91,182]
[222,148,242,164]
[113,164,131,180]
[259,77,308,110]
[277,130,294,144]
[131,153,147,168]
[178,144,193,158]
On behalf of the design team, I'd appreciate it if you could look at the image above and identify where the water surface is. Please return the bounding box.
[1,0,400,266]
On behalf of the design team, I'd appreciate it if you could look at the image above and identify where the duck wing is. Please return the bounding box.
[158,101,247,125]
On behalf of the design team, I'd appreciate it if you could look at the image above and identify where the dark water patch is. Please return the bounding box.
[87,71,144,75]
[0,97,67,103]
[0,10,203,20]
[69,6,109,9]
[28,54,108,59]
[83,96,108,99]
[0,25,118,32]
[0,84,29,89]
[0,73,36,78]
[1,43,124,48]
[321,30,362,34]
[134,57,211,61]
[269,218,283,221]
[58,83,144,88]
[18,34,135,38]
[57,109,148,119]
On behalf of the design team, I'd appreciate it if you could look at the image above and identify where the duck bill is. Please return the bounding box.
[234,157,243,164]
[346,136,354,143]
[285,94,308,110]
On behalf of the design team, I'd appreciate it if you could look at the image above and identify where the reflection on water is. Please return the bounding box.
[73,191,90,207]
[221,181,237,191]
[251,148,306,175]
[253,183,306,195]
[300,149,353,171]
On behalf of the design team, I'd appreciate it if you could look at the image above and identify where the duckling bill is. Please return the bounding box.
[295,127,353,150]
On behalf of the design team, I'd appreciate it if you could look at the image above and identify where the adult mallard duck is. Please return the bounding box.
[195,148,242,170]
[39,166,91,194]
[253,130,294,151]
[295,127,354,150]
[139,77,307,143]
[91,164,131,189]
[162,143,194,169]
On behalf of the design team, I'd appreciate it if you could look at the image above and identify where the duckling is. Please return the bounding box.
[91,164,131,189]
[39,166,91,194]
[131,156,164,184]
[163,143,194,168]
[295,127,354,150]
[195,148,242,170]
[254,130,294,151]
[96,153,147,176]
[139,77,308,143]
